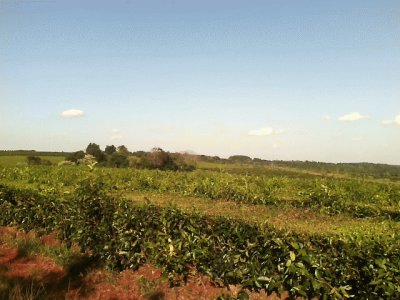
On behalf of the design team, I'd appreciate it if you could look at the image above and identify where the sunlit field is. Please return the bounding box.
[1,154,399,298]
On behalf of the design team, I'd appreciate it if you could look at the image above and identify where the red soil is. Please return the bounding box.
[0,227,293,299]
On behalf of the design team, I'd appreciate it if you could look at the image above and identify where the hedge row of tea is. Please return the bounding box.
[1,166,399,219]
[0,178,399,299]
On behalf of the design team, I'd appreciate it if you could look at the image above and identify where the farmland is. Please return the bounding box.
[0,155,400,299]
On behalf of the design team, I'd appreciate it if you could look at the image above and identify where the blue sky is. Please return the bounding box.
[0,0,399,164]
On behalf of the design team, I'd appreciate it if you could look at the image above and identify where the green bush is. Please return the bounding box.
[0,180,399,299]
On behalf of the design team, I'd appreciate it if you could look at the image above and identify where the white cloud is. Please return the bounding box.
[111,134,123,140]
[338,112,368,121]
[382,114,400,125]
[248,127,284,136]
[60,109,85,118]
[322,115,331,121]
[110,129,122,140]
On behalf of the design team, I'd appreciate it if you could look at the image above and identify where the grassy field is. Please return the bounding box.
[0,155,65,167]
[0,156,399,298]
[126,192,400,237]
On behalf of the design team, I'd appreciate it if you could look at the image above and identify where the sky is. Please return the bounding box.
[0,0,399,164]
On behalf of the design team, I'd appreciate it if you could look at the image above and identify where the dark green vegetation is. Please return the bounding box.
[64,143,196,171]
[26,156,52,166]
[0,152,399,298]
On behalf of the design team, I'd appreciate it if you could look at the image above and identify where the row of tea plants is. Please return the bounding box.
[0,176,399,299]
[1,165,399,219]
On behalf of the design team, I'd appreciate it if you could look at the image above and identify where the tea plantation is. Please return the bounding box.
[0,160,399,299]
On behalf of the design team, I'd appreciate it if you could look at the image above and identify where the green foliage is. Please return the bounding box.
[117,145,130,156]
[298,182,400,219]
[26,156,51,166]
[66,151,85,163]
[262,160,400,181]
[0,179,399,299]
[0,162,399,298]
[105,145,117,155]
[67,176,117,259]
[1,164,399,220]
[109,152,129,168]
[0,150,69,157]
[228,155,252,163]
[77,154,98,170]
[85,142,106,163]
[130,148,196,171]
[142,148,179,170]
[72,144,195,171]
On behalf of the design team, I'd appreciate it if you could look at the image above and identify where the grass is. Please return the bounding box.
[126,192,400,238]
[0,156,65,167]
[137,275,164,299]
[0,231,78,267]
[0,277,48,300]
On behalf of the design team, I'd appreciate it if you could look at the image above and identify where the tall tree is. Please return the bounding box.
[145,147,177,170]
[85,143,106,163]
[105,145,116,155]
[117,145,129,156]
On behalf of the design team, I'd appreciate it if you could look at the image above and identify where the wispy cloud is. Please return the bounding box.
[322,115,331,121]
[382,114,400,125]
[111,134,123,141]
[110,129,123,140]
[338,112,368,122]
[60,109,85,118]
[248,127,284,136]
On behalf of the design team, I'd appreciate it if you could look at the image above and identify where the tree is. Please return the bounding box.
[144,147,178,170]
[131,151,147,158]
[117,145,129,156]
[66,151,85,163]
[109,152,128,168]
[128,156,142,168]
[228,155,252,163]
[105,145,116,155]
[86,143,101,156]
[86,143,106,163]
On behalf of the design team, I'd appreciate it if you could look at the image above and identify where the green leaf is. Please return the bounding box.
[290,251,296,261]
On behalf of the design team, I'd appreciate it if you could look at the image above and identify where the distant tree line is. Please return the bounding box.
[3,147,397,179]
[222,156,400,180]
[64,143,196,171]
[193,154,400,180]
[265,160,400,180]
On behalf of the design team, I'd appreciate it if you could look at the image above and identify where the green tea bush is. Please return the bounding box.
[1,166,399,220]
[0,180,399,299]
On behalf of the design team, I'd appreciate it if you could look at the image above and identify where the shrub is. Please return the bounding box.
[26,156,51,166]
